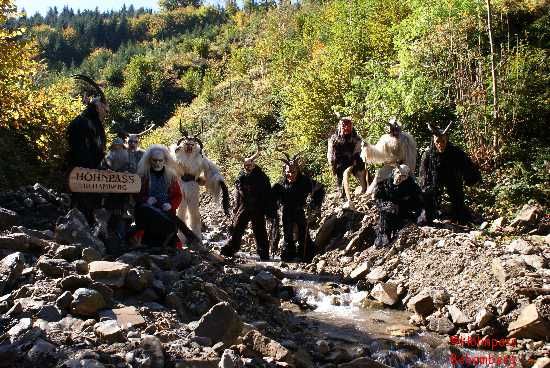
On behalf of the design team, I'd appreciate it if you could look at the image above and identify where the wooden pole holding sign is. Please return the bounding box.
[68,167,141,193]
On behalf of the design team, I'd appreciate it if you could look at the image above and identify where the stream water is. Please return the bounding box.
[234,252,519,368]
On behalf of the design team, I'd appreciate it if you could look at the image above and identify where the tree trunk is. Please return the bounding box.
[486,0,498,120]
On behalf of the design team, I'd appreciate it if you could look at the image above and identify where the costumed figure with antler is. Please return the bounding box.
[419,122,481,224]
[359,117,417,199]
[65,75,109,224]
[327,116,367,200]
[220,149,274,260]
[272,152,325,263]
[172,122,230,240]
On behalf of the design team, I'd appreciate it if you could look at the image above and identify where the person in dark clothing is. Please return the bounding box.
[221,153,274,260]
[419,123,482,224]
[65,75,109,224]
[374,164,422,247]
[272,152,325,263]
[327,116,367,197]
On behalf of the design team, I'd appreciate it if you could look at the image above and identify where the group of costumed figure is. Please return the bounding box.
[329,116,481,247]
[66,75,481,261]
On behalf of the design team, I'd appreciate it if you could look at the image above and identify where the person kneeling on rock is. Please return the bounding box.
[133,144,184,249]
[374,164,423,247]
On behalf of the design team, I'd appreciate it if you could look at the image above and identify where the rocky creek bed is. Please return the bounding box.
[0,183,548,367]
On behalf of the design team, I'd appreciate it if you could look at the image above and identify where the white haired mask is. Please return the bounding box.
[151,149,166,172]
[393,164,411,185]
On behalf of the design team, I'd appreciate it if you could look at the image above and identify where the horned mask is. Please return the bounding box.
[244,146,261,173]
[278,151,302,183]
[126,123,155,149]
[175,119,203,157]
[427,121,453,137]
[338,116,353,136]
[73,74,109,121]
[387,117,402,138]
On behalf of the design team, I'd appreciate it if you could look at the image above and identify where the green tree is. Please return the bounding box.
[159,0,203,11]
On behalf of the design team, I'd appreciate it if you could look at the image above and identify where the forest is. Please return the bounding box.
[0,0,548,216]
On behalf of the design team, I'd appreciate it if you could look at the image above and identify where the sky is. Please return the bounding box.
[15,0,159,15]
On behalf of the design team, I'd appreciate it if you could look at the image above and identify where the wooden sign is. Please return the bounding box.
[68,167,141,193]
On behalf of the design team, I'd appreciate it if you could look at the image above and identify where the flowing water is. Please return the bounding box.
[214,246,518,368]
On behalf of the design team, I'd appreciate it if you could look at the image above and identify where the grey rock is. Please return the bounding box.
[219,349,242,368]
[370,283,399,306]
[27,338,57,364]
[126,268,154,292]
[0,233,30,252]
[252,271,279,292]
[448,305,470,325]
[56,291,73,310]
[55,209,105,253]
[59,275,93,291]
[55,245,81,261]
[82,247,102,263]
[88,261,129,288]
[427,316,455,335]
[8,317,32,337]
[140,335,165,368]
[406,292,434,317]
[94,320,125,343]
[475,308,495,328]
[366,267,387,283]
[192,302,243,345]
[0,252,24,294]
[71,288,106,317]
[35,305,63,322]
[37,258,71,278]
[0,207,18,231]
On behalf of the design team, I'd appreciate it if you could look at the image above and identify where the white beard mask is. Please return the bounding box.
[393,164,410,185]
[151,150,165,172]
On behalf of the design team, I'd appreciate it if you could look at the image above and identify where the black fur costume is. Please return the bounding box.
[65,104,107,223]
[374,176,422,247]
[419,142,481,223]
[328,128,364,190]
[221,166,274,260]
[272,173,325,262]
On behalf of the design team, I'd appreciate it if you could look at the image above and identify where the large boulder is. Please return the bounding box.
[37,258,72,278]
[0,207,18,230]
[88,261,130,288]
[0,233,30,252]
[406,292,434,317]
[94,320,125,343]
[507,304,550,340]
[55,209,105,253]
[242,330,292,363]
[0,252,24,294]
[510,203,542,229]
[370,283,399,306]
[99,306,146,330]
[447,305,470,325]
[71,288,106,317]
[252,271,279,292]
[192,302,243,346]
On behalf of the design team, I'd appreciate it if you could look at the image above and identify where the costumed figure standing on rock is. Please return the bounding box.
[327,116,367,201]
[419,122,481,225]
[65,75,109,224]
[221,149,274,261]
[172,122,230,241]
[272,152,325,263]
[133,144,197,249]
[359,117,417,199]
[374,164,423,247]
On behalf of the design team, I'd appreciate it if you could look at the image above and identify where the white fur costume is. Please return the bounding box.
[171,140,228,239]
[361,131,417,196]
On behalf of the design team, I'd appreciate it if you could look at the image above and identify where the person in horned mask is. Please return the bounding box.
[419,122,481,224]
[220,149,274,260]
[126,124,154,174]
[327,116,367,198]
[65,75,109,224]
[272,152,325,263]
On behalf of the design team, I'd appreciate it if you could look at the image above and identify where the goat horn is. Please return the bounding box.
[72,74,106,103]
[442,121,453,135]
[137,123,155,137]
